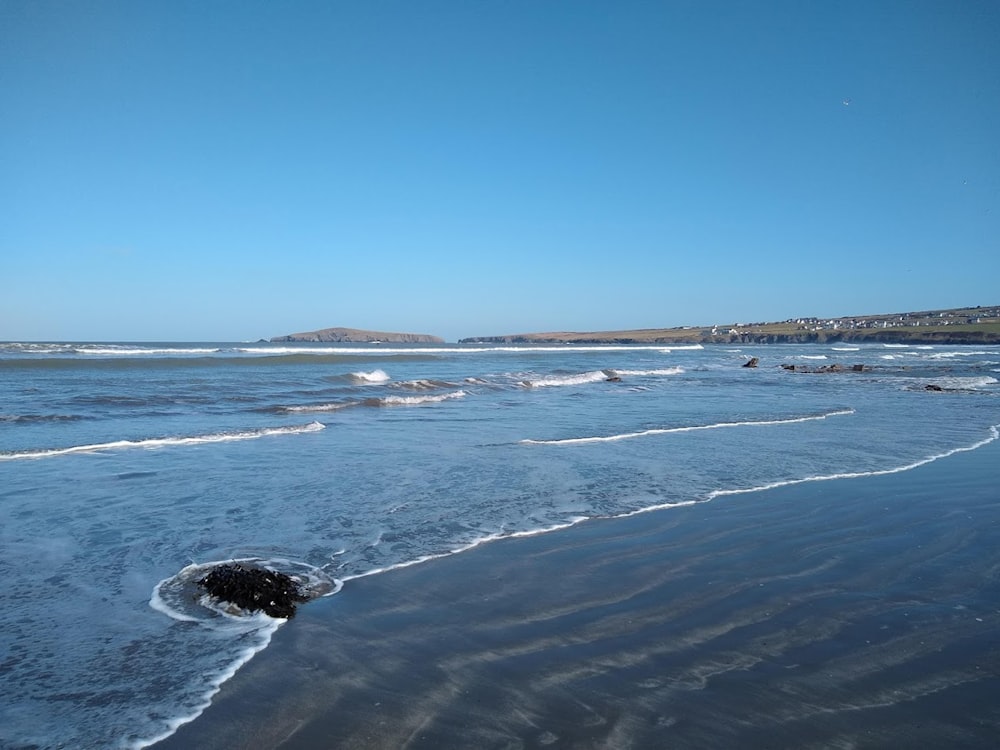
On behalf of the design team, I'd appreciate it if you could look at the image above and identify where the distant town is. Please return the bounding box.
[460,305,1000,345]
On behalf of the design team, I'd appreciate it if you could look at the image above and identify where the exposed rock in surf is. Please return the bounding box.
[781,363,866,373]
[606,375,622,382]
[197,563,309,618]
[925,384,944,391]
[743,357,759,368]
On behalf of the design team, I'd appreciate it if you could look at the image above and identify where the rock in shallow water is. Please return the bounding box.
[197,563,309,618]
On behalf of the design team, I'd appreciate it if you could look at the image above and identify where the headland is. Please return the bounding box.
[460,305,1000,345]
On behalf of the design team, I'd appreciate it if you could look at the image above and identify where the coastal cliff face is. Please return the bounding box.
[271,327,444,344]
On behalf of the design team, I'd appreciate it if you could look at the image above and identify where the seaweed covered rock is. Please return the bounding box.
[197,563,309,618]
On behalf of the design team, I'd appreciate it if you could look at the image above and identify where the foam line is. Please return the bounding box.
[520,409,855,445]
[0,422,325,461]
[626,424,1000,516]
[128,625,280,749]
[341,517,592,582]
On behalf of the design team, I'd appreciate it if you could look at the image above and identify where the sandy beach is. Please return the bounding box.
[156,438,1000,749]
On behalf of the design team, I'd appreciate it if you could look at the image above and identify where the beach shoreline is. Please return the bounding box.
[154,432,1000,749]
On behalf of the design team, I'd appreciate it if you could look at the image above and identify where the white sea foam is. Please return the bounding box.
[608,367,685,377]
[659,344,704,353]
[801,355,829,360]
[237,346,347,355]
[832,346,861,351]
[620,424,1000,516]
[129,631,278,749]
[350,369,391,383]
[523,370,611,388]
[521,409,855,445]
[703,424,1000,500]
[342,517,592,582]
[883,343,909,348]
[396,378,458,390]
[928,350,992,359]
[87,346,223,356]
[378,390,466,406]
[0,422,325,461]
[284,402,354,413]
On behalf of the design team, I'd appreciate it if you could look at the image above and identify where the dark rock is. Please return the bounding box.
[606,376,622,382]
[925,384,944,391]
[783,363,867,374]
[743,357,759,368]
[197,563,309,618]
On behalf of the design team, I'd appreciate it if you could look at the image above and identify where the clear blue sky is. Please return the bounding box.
[2,1,998,342]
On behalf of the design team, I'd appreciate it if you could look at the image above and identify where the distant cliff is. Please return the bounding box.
[271,327,445,344]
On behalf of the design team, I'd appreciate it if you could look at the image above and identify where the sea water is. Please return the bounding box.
[1,341,998,748]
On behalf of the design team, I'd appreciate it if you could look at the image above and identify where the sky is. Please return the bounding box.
[2,1,998,342]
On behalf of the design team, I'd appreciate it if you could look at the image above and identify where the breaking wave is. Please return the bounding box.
[607,367,685,377]
[522,370,613,388]
[350,369,391,384]
[375,391,467,406]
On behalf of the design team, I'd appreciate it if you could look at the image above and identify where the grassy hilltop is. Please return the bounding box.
[460,306,1000,345]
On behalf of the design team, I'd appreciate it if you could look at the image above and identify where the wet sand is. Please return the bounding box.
[156,439,1000,749]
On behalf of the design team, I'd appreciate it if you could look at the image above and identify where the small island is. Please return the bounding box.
[271,327,444,344]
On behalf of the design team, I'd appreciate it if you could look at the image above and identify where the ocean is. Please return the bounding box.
[1,341,998,749]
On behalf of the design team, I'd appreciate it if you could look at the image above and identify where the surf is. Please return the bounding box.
[520,409,856,445]
[0,422,325,460]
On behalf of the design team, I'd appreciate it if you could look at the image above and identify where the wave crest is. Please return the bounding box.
[523,371,612,388]
[521,409,855,445]
[375,391,467,406]
[0,422,325,461]
[349,369,390,384]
